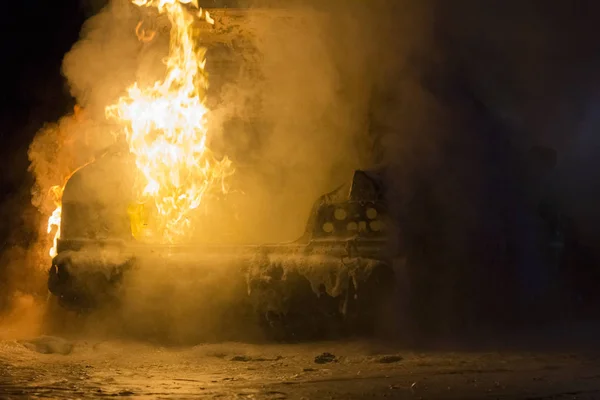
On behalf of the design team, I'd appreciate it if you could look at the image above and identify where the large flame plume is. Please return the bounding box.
[106,0,233,243]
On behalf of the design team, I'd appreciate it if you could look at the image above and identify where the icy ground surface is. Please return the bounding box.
[1,337,600,399]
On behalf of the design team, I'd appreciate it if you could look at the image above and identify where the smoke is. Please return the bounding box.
[63,1,152,121]
[374,0,600,338]
[0,107,117,337]
[0,291,45,340]
[55,0,429,244]
[16,0,591,343]
[39,0,383,244]
[0,1,130,330]
[206,8,366,241]
[0,0,436,341]
[201,0,434,242]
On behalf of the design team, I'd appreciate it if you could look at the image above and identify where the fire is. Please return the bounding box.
[47,186,63,258]
[106,0,233,243]
[46,157,96,258]
[42,105,97,259]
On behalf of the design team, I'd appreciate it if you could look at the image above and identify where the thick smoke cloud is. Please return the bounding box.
[56,0,434,245]
[205,1,424,242]
[57,0,397,243]
[5,0,600,342]
[35,0,435,341]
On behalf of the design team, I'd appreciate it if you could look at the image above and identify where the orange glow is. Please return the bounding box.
[44,105,92,259]
[46,186,63,258]
[46,157,96,258]
[106,0,233,243]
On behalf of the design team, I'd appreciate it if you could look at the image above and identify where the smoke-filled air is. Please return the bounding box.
[5,0,597,345]
[30,0,412,249]
[5,1,600,397]
[2,0,424,342]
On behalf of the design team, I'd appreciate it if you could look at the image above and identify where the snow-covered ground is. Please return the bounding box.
[1,295,600,399]
[1,336,600,399]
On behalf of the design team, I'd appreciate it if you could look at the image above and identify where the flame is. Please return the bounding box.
[106,0,232,243]
[44,105,91,259]
[135,21,156,42]
[46,157,96,258]
[47,186,63,258]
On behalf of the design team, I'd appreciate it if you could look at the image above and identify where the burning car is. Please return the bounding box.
[48,148,397,339]
[44,0,400,340]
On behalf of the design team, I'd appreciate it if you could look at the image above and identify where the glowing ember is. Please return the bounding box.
[106,0,233,243]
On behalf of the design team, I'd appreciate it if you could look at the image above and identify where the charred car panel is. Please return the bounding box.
[47,6,398,339]
[48,153,397,339]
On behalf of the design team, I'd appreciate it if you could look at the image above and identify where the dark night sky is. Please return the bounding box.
[0,1,86,195]
[433,1,600,247]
